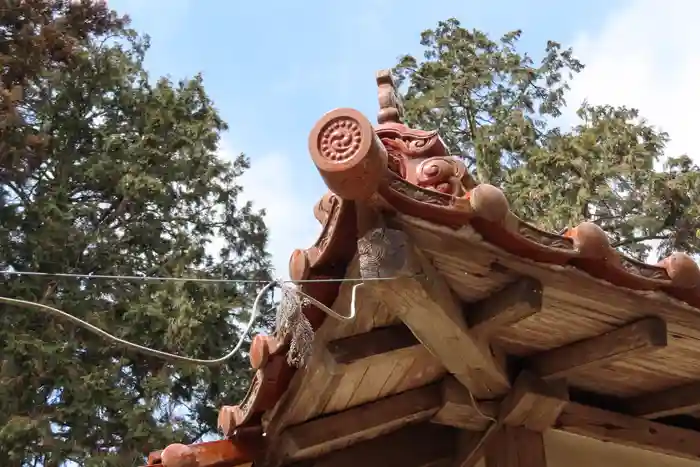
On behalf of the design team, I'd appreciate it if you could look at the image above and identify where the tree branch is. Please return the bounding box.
[611,235,668,248]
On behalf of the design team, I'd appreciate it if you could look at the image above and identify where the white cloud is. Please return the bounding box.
[235,150,321,280]
[565,0,700,262]
[567,0,700,161]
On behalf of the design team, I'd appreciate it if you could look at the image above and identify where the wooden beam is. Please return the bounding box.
[435,372,568,433]
[363,227,509,398]
[556,401,700,461]
[499,372,569,432]
[433,376,499,430]
[454,422,551,467]
[279,384,442,461]
[454,425,500,467]
[292,423,455,467]
[625,380,700,419]
[452,372,567,467]
[485,426,547,467]
[326,324,419,366]
[466,277,543,336]
[526,317,667,380]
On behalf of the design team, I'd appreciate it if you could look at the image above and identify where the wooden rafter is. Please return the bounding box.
[466,276,543,336]
[290,423,456,467]
[556,402,700,460]
[267,368,700,467]
[625,380,700,419]
[261,260,443,467]
[526,317,668,380]
[366,228,510,398]
[278,384,442,461]
[326,324,419,366]
[261,223,690,466]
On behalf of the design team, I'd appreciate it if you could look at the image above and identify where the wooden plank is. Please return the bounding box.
[321,324,424,413]
[484,426,547,467]
[327,324,419,365]
[625,380,700,418]
[526,317,668,380]
[279,384,442,461]
[393,349,446,394]
[320,365,368,414]
[305,423,455,467]
[556,402,700,461]
[365,228,509,398]
[323,346,445,416]
[466,277,543,336]
[344,358,396,408]
[376,353,416,398]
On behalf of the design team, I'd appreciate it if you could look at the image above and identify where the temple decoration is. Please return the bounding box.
[308,108,388,201]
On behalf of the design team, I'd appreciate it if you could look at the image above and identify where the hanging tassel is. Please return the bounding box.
[274,283,314,368]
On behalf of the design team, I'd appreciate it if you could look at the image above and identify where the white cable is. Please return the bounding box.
[0,269,401,284]
[0,270,379,366]
[0,280,278,366]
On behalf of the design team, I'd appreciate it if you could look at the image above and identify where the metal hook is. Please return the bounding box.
[292,285,359,321]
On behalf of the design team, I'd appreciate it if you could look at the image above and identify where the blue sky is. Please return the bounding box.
[107,0,698,277]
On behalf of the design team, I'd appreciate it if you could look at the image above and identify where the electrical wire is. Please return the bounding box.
[0,260,412,365]
[0,269,401,284]
[0,276,385,365]
[0,280,278,366]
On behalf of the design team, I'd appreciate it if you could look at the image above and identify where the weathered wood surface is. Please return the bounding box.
[293,423,455,467]
[484,427,547,467]
[260,217,700,467]
[279,384,441,461]
[363,228,509,399]
[397,215,700,398]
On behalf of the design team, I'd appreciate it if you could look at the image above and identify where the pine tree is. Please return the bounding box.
[395,18,700,260]
[0,1,271,465]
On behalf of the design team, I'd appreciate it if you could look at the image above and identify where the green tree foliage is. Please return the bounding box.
[395,18,700,260]
[0,1,271,465]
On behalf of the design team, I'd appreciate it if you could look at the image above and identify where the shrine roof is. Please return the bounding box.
[144,69,700,467]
